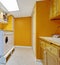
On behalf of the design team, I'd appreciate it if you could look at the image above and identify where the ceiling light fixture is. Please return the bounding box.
[0,0,19,11]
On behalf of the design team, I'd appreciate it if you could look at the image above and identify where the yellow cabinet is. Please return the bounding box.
[50,0,60,19]
[58,59,60,65]
[57,0,60,16]
[50,0,57,19]
[40,38,60,65]
[40,39,47,65]
[40,40,46,49]
[3,15,14,31]
[46,51,58,65]
[46,43,59,57]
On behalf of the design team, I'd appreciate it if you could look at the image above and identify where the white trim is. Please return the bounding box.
[36,59,42,62]
[15,46,32,48]
[4,46,15,58]
[4,31,14,34]
[36,59,43,65]
[36,0,44,1]
[33,54,42,62]
[34,56,41,62]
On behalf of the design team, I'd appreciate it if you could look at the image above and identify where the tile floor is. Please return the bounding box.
[6,47,43,65]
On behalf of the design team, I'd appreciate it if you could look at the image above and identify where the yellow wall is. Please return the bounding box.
[0,15,14,30]
[14,17,32,46]
[36,1,60,37]
[0,23,3,29]
[3,15,14,31]
[32,1,60,59]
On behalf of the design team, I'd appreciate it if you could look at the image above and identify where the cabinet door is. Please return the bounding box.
[40,47,44,60]
[50,0,53,19]
[40,47,47,65]
[50,0,57,19]
[58,59,60,65]
[57,0,60,16]
[53,0,57,17]
[46,51,58,65]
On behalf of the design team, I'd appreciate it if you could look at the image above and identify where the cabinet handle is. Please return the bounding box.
[50,43,53,44]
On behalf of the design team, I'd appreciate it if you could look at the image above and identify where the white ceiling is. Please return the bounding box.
[0,0,43,18]
[9,0,36,18]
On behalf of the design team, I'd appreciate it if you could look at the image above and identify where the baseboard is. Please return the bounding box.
[36,59,42,62]
[32,52,42,62]
[4,46,15,58]
[15,46,32,48]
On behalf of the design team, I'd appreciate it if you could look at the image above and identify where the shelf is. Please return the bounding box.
[0,9,8,24]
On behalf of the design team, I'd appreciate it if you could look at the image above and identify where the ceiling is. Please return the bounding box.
[0,0,43,18]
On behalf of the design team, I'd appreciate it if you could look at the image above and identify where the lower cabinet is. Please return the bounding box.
[40,40,47,65]
[46,51,58,65]
[40,38,60,65]
[58,59,60,65]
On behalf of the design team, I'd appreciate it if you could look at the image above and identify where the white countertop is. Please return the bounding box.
[39,37,60,46]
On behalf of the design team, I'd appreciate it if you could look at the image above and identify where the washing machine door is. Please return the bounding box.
[5,36,8,44]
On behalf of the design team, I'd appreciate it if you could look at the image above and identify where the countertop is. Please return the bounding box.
[39,37,60,46]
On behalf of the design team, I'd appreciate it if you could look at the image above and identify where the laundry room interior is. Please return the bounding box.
[0,0,60,65]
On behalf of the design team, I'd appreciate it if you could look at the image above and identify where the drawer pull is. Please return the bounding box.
[50,43,53,44]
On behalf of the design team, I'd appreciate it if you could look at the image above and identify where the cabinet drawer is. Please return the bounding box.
[46,43,51,48]
[40,40,46,49]
[47,51,58,65]
[46,43,58,56]
[50,45,58,56]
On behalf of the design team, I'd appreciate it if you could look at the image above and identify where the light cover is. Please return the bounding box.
[0,0,19,11]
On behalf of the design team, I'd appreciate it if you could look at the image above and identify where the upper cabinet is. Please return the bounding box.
[0,9,7,23]
[3,15,14,31]
[50,0,60,20]
[57,0,60,17]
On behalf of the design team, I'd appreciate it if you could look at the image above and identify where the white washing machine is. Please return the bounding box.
[0,30,4,57]
[4,31,14,55]
[0,30,14,64]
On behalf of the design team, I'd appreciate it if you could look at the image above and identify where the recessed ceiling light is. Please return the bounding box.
[0,0,19,11]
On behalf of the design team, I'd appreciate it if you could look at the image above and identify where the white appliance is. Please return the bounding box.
[0,30,14,64]
[0,30,6,65]
[4,31,14,55]
[0,30,14,56]
[0,30,4,57]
